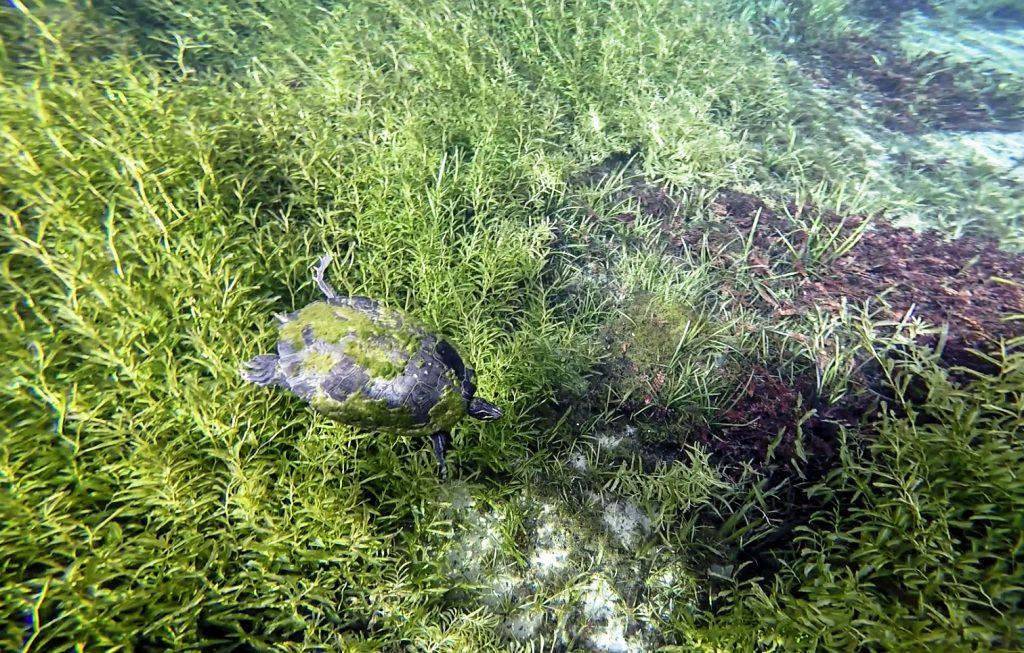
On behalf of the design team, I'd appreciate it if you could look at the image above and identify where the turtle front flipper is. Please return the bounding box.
[435,340,476,397]
[431,431,451,480]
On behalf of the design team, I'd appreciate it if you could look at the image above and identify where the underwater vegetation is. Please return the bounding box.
[1,0,1022,651]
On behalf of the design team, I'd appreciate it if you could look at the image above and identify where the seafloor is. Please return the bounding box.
[2,1,1023,651]
[435,8,1024,648]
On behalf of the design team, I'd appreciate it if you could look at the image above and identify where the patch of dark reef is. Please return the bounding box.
[84,1,254,78]
[697,366,862,482]
[573,152,1024,438]
[989,4,1024,23]
[854,0,935,22]
[860,0,1024,25]
[86,0,342,84]
[566,149,1024,592]
[798,35,1024,132]
[750,0,1024,133]
[695,189,1024,372]
[685,187,1021,576]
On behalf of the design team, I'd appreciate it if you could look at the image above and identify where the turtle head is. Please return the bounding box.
[468,396,503,421]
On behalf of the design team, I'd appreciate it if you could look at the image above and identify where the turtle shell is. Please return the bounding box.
[270,296,468,435]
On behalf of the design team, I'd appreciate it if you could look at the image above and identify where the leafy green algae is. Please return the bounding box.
[311,390,420,430]
[301,350,337,375]
[310,384,466,434]
[425,385,468,432]
[282,301,423,379]
[344,338,407,379]
[280,303,358,348]
[8,0,1022,651]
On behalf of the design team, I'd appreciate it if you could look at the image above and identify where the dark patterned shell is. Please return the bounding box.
[243,296,468,435]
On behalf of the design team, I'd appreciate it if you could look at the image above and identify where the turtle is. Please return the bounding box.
[241,254,503,479]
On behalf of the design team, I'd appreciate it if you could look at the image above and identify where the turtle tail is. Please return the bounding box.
[241,354,283,387]
[313,254,339,299]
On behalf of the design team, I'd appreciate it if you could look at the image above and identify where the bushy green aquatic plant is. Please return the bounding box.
[700,335,1024,651]
[3,0,1022,649]
[598,272,746,437]
[0,2,605,648]
[725,0,872,43]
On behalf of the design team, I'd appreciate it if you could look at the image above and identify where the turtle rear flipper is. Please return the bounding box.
[431,431,451,480]
[241,354,283,387]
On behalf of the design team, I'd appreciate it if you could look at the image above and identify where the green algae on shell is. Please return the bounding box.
[311,390,421,432]
[309,383,468,436]
[282,301,425,380]
[301,349,337,376]
[425,384,471,432]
